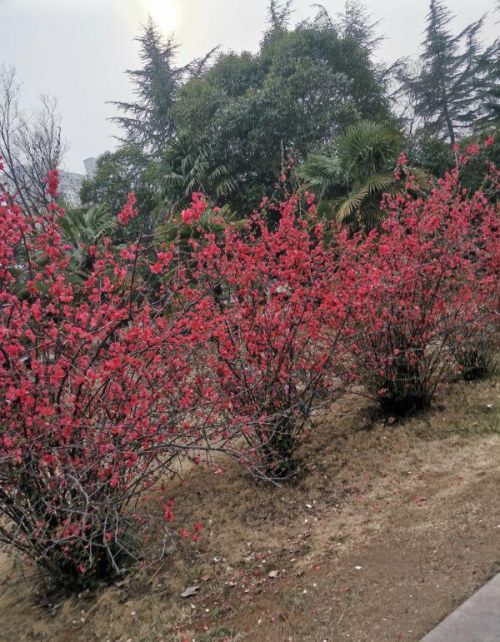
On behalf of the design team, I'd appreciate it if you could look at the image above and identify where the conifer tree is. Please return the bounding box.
[408,0,491,144]
[111,18,181,155]
[476,7,499,128]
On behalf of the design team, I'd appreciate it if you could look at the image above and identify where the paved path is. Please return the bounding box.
[421,574,500,641]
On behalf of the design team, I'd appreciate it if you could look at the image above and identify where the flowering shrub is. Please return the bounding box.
[0,153,498,591]
[176,196,350,480]
[448,159,500,379]
[345,157,499,414]
[0,177,202,589]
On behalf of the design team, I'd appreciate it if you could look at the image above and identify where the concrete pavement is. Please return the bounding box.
[421,574,500,641]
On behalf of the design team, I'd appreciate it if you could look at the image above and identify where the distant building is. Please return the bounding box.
[60,157,97,207]
[84,157,97,178]
[60,171,85,207]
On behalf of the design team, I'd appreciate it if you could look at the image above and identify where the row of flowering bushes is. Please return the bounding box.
[0,149,498,589]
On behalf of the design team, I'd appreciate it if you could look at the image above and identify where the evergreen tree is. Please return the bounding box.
[267,0,294,32]
[333,1,390,96]
[408,0,491,145]
[476,21,500,128]
[111,18,182,155]
[334,0,382,51]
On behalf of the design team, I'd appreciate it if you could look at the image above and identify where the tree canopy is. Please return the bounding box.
[81,0,499,228]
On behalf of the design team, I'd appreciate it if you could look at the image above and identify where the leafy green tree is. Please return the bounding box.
[410,134,454,177]
[267,0,294,33]
[80,144,160,240]
[334,0,383,51]
[172,3,391,212]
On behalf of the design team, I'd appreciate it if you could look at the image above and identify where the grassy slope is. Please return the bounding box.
[0,377,499,642]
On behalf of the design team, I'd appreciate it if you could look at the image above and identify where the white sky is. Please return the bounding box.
[0,0,497,172]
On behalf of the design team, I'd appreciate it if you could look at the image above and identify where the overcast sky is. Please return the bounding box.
[0,0,497,173]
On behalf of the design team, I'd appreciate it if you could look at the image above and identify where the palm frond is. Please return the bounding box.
[162,142,237,213]
[336,121,402,183]
[336,186,372,223]
[360,171,396,195]
[300,121,408,231]
[59,204,115,247]
[297,154,342,195]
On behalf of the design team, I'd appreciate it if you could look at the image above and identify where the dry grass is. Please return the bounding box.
[0,376,499,642]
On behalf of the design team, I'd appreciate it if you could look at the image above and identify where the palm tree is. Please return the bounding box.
[58,204,116,275]
[299,121,426,230]
[161,139,237,215]
[59,204,116,248]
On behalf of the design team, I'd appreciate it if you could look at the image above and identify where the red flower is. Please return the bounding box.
[181,193,207,224]
[117,192,138,225]
[44,169,59,198]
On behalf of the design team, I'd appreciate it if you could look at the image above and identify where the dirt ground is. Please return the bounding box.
[0,377,499,642]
